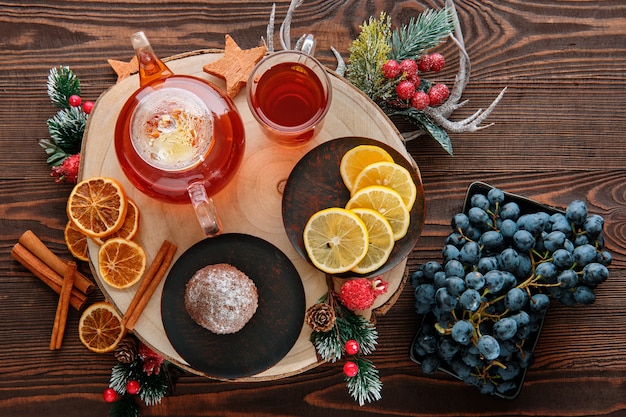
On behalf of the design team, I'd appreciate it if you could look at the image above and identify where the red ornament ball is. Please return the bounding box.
[418,54,432,72]
[411,91,430,110]
[103,387,118,403]
[82,100,95,114]
[126,380,141,395]
[381,59,401,79]
[68,94,82,107]
[345,339,360,355]
[399,59,418,77]
[428,83,450,107]
[343,361,359,377]
[396,80,416,101]
[429,53,445,72]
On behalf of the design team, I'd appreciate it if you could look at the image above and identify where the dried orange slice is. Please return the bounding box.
[93,199,140,245]
[351,161,417,210]
[303,207,369,274]
[64,220,89,262]
[98,238,146,289]
[339,145,394,191]
[78,302,125,353]
[67,177,127,238]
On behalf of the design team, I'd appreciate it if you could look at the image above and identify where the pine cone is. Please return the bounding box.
[305,303,336,332]
[114,336,139,363]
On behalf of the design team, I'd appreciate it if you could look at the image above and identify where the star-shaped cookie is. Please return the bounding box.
[108,56,139,83]
[203,35,267,98]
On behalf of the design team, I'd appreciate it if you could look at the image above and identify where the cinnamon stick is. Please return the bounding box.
[50,260,76,350]
[19,230,94,294]
[122,240,177,331]
[11,243,87,310]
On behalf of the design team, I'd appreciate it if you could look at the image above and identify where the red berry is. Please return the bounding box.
[399,59,418,77]
[411,91,430,110]
[68,94,82,107]
[345,339,360,355]
[343,361,359,377]
[406,72,420,86]
[381,59,401,79]
[429,53,445,72]
[428,83,450,107]
[418,55,432,72]
[126,380,141,395]
[396,80,416,101]
[103,388,118,403]
[82,100,95,114]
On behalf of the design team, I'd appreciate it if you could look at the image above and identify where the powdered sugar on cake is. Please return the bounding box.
[184,263,258,334]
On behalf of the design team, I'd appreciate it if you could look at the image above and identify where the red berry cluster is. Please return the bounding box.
[102,380,141,403]
[382,53,450,110]
[343,339,360,377]
[68,94,95,114]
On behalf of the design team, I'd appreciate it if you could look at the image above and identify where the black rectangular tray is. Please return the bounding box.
[409,181,565,399]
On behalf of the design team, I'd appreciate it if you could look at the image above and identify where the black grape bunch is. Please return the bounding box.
[410,186,612,397]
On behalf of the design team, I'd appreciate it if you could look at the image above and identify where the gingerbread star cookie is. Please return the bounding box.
[108,56,139,83]
[203,35,267,98]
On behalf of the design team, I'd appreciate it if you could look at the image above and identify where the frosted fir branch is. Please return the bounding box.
[335,306,378,355]
[346,357,383,406]
[46,106,86,154]
[47,66,80,108]
[389,7,454,61]
[311,329,343,363]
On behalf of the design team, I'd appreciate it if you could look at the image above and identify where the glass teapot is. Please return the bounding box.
[114,32,245,237]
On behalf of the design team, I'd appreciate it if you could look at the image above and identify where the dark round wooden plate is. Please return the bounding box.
[282,136,426,278]
[161,233,305,379]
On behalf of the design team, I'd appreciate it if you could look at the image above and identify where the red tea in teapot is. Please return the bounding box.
[115,63,244,203]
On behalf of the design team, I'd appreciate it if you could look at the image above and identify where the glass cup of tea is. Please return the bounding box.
[115,32,245,237]
[246,50,332,146]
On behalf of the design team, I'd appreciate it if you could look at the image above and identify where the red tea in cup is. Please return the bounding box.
[247,51,331,146]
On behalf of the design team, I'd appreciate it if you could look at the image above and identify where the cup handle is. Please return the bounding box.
[187,182,222,237]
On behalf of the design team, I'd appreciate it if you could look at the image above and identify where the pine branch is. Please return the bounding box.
[46,106,87,155]
[346,12,395,102]
[389,7,455,61]
[311,329,343,363]
[335,304,378,355]
[110,361,169,406]
[346,356,382,406]
[47,66,81,108]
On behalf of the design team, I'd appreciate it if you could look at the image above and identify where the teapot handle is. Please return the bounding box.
[131,31,173,87]
[187,182,223,237]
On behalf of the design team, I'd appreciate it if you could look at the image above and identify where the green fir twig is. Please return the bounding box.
[389,7,455,61]
[47,66,80,108]
[346,356,383,406]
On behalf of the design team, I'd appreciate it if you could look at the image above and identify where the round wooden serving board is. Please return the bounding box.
[81,50,423,381]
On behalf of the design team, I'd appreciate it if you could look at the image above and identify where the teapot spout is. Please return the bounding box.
[131,31,173,87]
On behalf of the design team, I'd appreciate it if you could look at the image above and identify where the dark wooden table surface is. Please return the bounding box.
[2,0,625,416]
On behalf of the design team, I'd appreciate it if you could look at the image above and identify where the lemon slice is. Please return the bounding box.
[340,145,394,191]
[350,208,395,274]
[303,207,369,274]
[346,185,411,241]
[352,161,417,210]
